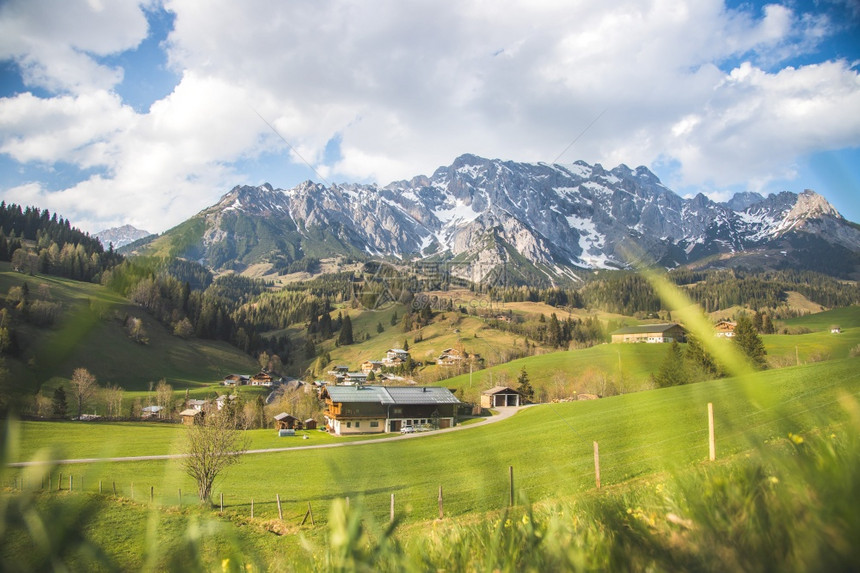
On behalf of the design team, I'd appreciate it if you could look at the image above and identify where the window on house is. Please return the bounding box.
[346,422,351,428]
[356,421,360,428]
[370,421,379,428]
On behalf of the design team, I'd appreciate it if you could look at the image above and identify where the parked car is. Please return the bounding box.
[400,425,415,434]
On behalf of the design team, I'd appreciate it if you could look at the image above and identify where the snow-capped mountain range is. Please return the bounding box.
[94,224,152,249]
[146,154,860,283]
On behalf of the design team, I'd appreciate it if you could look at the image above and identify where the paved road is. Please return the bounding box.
[6,406,525,467]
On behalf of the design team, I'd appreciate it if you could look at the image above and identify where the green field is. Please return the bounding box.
[9,357,858,522]
[783,304,860,330]
[4,355,859,569]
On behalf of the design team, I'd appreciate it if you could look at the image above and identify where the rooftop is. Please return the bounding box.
[324,385,460,405]
[610,323,683,335]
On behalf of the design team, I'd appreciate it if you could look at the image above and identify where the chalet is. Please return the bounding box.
[250,371,276,387]
[179,408,203,426]
[222,374,250,386]
[714,321,737,338]
[321,385,460,435]
[610,323,686,344]
[382,348,410,367]
[360,360,385,373]
[343,372,369,385]
[273,412,302,430]
[436,348,465,366]
[831,326,842,334]
[480,386,522,408]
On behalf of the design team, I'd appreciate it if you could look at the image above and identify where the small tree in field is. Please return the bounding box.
[517,366,534,404]
[183,411,248,503]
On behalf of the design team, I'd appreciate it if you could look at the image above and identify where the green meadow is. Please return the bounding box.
[9,357,859,527]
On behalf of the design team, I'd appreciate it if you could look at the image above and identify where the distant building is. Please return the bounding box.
[222,374,250,386]
[360,360,384,373]
[273,412,302,430]
[610,323,686,344]
[831,326,842,334]
[382,348,410,367]
[714,320,737,338]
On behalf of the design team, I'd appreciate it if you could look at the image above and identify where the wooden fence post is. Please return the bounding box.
[69,474,73,492]
[276,494,283,520]
[220,492,224,514]
[113,481,117,496]
[390,493,395,522]
[99,480,103,494]
[308,502,315,526]
[509,466,514,506]
[58,473,62,491]
[251,498,254,518]
[708,402,716,461]
[179,489,182,507]
[438,485,444,519]
[151,486,154,503]
[594,441,601,489]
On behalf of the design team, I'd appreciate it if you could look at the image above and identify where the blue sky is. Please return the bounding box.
[0,0,858,233]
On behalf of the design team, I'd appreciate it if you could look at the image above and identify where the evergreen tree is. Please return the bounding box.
[753,311,764,333]
[390,310,398,326]
[655,340,687,387]
[733,314,767,369]
[51,386,67,418]
[685,333,720,379]
[403,338,409,351]
[516,366,534,404]
[376,321,384,334]
[762,314,775,334]
[338,314,354,345]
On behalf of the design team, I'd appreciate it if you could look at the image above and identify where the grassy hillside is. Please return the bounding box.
[0,265,258,395]
[783,305,860,330]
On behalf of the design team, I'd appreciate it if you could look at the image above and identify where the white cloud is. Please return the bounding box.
[0,0,858,232]
[0,0,150,93]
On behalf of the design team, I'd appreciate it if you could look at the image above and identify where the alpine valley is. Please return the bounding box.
[135,154,860,283]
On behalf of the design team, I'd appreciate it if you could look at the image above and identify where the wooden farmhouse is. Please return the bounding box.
[321,385,460,435]
[610,323,686,344]
[437,347,466,366]
[179,408,203,426]
[304,418,318,430]
[222,374,250,386]
[714,320,737,338]
[273,412,302,430]
[382,348,410,367]
[480,386,522,408]
[360,360,384,373]
[250,371,276,387]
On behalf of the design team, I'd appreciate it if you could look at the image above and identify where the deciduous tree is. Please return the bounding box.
[69,368,98,418]
[182,411,248,503]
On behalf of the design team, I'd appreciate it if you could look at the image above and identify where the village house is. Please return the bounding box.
[610,323,686,344]
[321,385,460,435]
[382,348,410,367]
[480,386,522,408]
[714,320,737,338]
[249,371,277,387]
[179,408,203,426]
[360,360,384,373]
[222,374,250,386]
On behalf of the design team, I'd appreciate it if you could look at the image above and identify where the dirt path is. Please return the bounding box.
[6,406,526,467]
